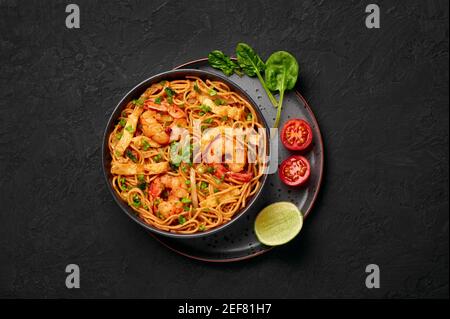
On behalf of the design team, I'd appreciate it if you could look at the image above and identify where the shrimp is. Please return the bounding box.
[140,110,170,145]
[149,174,191,218]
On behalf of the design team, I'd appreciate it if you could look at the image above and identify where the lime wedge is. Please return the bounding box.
[254,202,303,246]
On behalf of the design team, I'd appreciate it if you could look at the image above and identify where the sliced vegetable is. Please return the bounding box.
[265,51,299,128]
[281,119,312,151]
[279,155,310,187]
[115,105,144,156]
[111,162,169,175]
[190,168,198,208]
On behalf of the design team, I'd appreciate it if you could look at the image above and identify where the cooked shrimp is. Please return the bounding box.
[149,174,190,218]
[140,110,170,145]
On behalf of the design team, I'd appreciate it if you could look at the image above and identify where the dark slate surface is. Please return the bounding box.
[0,0,448,298]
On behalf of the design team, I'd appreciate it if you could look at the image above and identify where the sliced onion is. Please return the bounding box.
[190,168,198,208]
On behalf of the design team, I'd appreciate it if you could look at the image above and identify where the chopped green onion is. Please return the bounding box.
[200,181,208,190]
[132,195,141,207]
[133,97,145,106]
[126,150,138,163]
[185,180,191,185]
[199,104,212,113]
[138,182,147,191]
[208,89,217,96]
[119,119,127,127]
[165,87,175,97]
[214,98,224,105]
[194,83,200,93]
[199,224,205,231]
[181,197,192,204]
[154,97,162,104]
[178,215,187,224]
[246,113,253,121]
[125,125,134,133]
[119,177,128,191]
[116,132,123,140]
[153,154,162,162]
[203,118,213,124]
[142,139,151,151]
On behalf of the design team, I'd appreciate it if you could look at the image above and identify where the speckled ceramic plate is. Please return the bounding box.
[149,58,324,262]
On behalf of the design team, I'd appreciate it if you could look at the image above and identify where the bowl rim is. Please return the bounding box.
[102,69,271,239]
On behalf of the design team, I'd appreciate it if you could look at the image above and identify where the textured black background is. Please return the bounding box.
[0,0,448,298]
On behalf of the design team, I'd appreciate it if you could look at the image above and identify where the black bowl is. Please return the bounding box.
[102,69,270,238]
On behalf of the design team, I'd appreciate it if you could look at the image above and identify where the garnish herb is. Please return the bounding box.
[125,125,134,133]
[208,50,242,76]
[164,87,175,97]
[126,150,138,163]
[181,197,192,204]
[199,104,211,113]
[199,224,206,231]
[265,51,299,128]
[120,177,128,191]
[142,139,151,151]
[208,89,217,96]
[138,181,147,191]
[154,97,162,104]
[178,215,187,224]
[133,97,145,106]
[235,43,278,107]
[132,195,141,207]
[153,154,162,162]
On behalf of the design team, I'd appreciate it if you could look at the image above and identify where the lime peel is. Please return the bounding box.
[254,202,303,246]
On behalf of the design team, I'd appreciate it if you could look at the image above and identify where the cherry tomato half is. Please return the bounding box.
[279,155,310,187]
[280,119,313,151]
